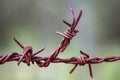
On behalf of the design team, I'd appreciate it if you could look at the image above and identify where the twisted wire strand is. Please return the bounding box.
[0,7,120,79]
[40,7,82,67]
[1,52,120,65]
[1,50,120,78]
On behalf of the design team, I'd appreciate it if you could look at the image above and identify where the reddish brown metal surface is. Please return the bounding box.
[0,7,120,78]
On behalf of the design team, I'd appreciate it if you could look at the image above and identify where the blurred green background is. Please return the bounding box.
[0,0,120,80]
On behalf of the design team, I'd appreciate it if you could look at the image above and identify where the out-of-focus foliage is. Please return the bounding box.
[0,0,120,80]
[93,0,120,44]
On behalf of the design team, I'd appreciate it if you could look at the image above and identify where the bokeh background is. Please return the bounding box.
[0,0,120,80]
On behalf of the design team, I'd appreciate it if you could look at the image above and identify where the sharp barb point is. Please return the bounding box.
[32,47,45,56]
[2,7,119,80]
[63,20,71,27]
[13,37,24,49]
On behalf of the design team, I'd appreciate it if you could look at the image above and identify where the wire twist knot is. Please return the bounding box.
[69,51,93,78]
[56,29,78,40]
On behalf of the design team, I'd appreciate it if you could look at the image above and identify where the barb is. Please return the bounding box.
[1,50,120,77]
[0,6,120,79]
[43,7,82,67]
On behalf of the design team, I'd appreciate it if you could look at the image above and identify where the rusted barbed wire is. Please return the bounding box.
[0,6,120,78]
[1,48,120,78]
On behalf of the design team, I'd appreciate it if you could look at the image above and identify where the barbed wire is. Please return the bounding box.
[0,6,120,79]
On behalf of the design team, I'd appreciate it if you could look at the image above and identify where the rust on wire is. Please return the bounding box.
[0,6,120,78]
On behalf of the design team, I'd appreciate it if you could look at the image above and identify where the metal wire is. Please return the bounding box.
[0,7,120,79]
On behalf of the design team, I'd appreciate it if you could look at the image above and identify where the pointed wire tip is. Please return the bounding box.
[56,31,62,35]
[73,10,82,27]
[13,37,24,49]
[79,10,82,18]
[42,47,45,50]
[56,31,67,38]
[69,5,75,20]
[63,20,71,27]
[88,64,93,78]
[17,62,20,66]
[69,5,73,11]
[32,47,45,56]
[39,47,45,52]
[13,37,16,41]
[69,64,78,74]
[13,37,19,43]
[80,50,89,58]
[80,10,82,14]
[80,50,93,78]
[38,47,45,53]
[80,50,84,55]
